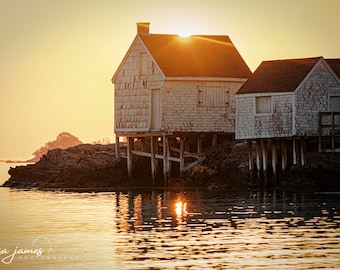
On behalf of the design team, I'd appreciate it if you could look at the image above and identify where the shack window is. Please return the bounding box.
[197,87,229,107]
[256,96,272,114]
[330,96,340,112]
[139,52,148,76]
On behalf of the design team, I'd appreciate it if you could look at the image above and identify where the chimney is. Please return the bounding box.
[137,22,150,35]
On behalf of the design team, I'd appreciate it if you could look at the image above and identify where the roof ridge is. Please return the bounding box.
[262,56,323,63]
[138,33,230,37]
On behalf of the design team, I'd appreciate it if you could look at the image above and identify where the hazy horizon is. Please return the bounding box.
[1,0,339,160]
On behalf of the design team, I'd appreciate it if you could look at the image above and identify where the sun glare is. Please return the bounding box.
[178,31,191,38]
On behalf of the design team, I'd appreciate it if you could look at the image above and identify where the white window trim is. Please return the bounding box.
[254,96,273,115]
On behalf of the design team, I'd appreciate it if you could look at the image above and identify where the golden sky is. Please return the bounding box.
[1,0,339,159]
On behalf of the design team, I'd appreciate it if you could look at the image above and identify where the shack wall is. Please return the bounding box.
[235,93,294,140]
[162,80,244,133]
[294,61,340,136]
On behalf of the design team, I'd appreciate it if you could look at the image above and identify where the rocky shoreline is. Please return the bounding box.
[2,142,340,192]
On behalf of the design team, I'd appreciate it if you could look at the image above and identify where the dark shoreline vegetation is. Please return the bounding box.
[2,142,340,192]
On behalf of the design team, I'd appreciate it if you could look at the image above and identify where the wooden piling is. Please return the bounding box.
[150,136,158,184]
[247,140,254,179]
[179,136,185,177]
[115,135,120,158]
[271,141,277,184]
[293,138,298,165]
[197,137,203,154]
[127,137,134,179]
[301,139,307,166]
[255,141,262,182]
[141,137,146,152]
[261,140,268,186]
[212,134,218,147]
[281,140,287,172]
[163,135,169,186]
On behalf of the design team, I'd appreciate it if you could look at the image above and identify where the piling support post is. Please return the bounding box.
[163,135,169,186]
[331,112,335,152]
[300,138,307,166]
[271,140,278,184]
[318,113,322,152]
[150,136,157,185]
[167,137,171,181]
[197,136,203,154]
[141,137,146,152]
[180,136,185,177]
[212,134,218,147]
[293,138,298,165]
[255,140,262,183]
[127,137,134,179]
[247,140,254,179]
[115,135,120,158]
[281,140,287,172]
[261,140,268,187]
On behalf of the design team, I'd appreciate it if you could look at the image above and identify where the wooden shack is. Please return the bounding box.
[235,57,340,183]
[112,22,251,183]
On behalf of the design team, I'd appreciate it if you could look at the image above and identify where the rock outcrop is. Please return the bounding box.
[2,142,340,191]
[3,144,127,189]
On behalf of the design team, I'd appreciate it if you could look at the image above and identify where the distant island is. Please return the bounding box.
[27,132,83,162]
[0,132,83,163]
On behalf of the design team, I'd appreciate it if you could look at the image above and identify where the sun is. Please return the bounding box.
[177,26,194,37]
[178,31,192,38]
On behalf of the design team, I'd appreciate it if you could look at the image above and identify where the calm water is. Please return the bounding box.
[0,163,339,269]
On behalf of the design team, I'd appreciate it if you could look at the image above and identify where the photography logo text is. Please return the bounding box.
[0,246,43,264]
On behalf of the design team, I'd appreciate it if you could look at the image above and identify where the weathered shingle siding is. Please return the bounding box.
[162,80,243,133]
[236,94,294,139]
[294,61,340,136]
[114,38,163,131]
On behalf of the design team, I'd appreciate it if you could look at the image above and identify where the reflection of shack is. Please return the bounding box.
[112,23,251,183]
[235,57,340,183]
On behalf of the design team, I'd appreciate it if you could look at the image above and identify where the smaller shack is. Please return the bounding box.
[235,57,340,182]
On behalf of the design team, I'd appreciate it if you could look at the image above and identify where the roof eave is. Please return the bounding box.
[111,35,166,83]
[111,35,139,83]
[165,76,248,82]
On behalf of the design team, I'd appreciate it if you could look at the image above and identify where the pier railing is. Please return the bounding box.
[318,112,340,153]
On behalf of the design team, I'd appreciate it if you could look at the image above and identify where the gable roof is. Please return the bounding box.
[326,59,340,79]
[139,33,251,78]
[114,33,251,79]
[236,57,322,94]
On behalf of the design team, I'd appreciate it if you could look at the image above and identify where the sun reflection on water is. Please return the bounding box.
[175,200,187,231]
[175,201,187,217]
